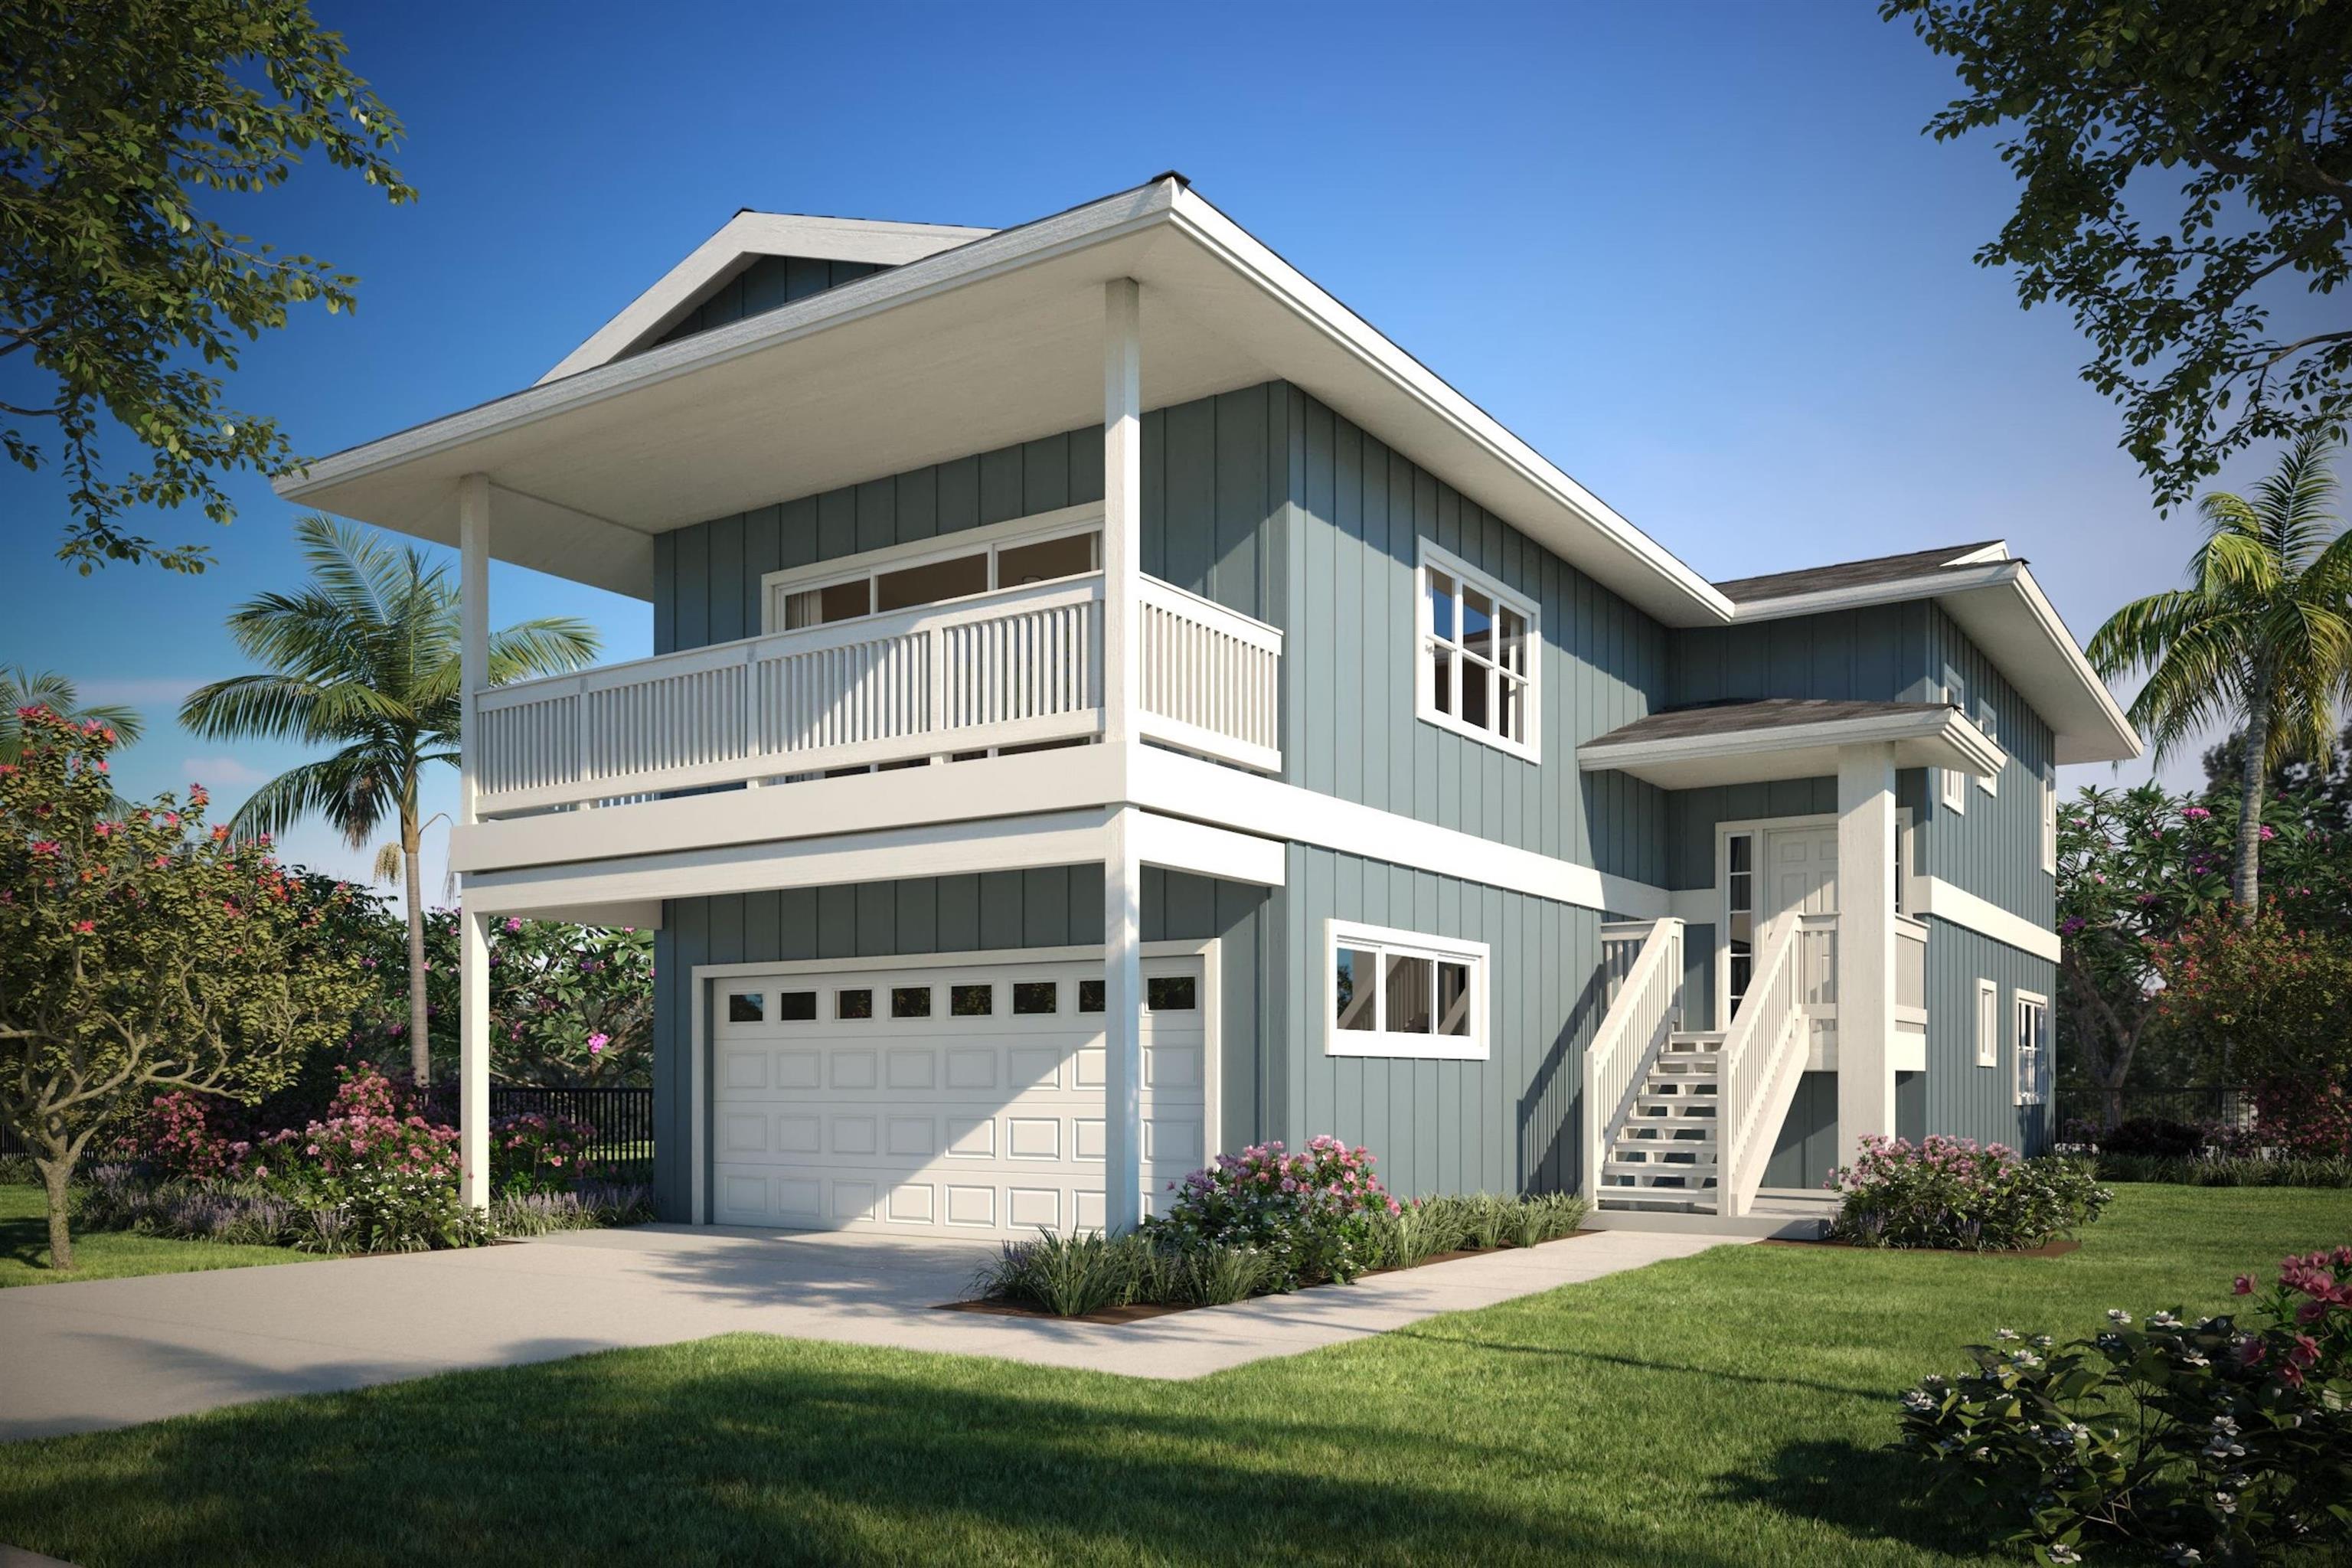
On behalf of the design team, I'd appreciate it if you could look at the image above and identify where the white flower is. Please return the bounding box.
[1995,1328,2021,1341]
[2149,1311,2180,1328]
[1901,1390,1936,1413]
[2107,1309,2132,1325]
[2047,1547,2082,1565]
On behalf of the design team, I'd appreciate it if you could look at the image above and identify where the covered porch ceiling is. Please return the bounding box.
[273,178,1726,626]
[1576,699,2006,790]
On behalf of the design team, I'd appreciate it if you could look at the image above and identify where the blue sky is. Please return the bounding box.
[0,1,2265,897]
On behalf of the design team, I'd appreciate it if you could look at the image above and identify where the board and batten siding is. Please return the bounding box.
[652,867,1269,1222]
[1923,923,2055,1154]
[1275,844,1609,1200]
[1922,605,2057,927]
[651,382,1291,656]
[1282,389,1671,884]
[645,255,887,354]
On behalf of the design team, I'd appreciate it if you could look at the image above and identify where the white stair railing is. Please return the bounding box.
[1580,917,1684,1200]
[1714,913,1828,1217]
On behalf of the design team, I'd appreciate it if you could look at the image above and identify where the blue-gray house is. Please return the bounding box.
[278,176,2140,1237]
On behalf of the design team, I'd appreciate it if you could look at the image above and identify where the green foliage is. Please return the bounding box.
[485,1184,655,1238]
[416,913,653,1087]
[1883,0,2352,510]
[1893,1251,2352,1563]
[2,0,414,571]
[2092,1154,2352,1188]
[1829,1135,2112,1251]
[0,706,370,1269]
[2086,437,2352,916]
[181,514,597,1083]
[975,1230,1146,1318]
[0,668,141,765]
[2148,904,2352,1090]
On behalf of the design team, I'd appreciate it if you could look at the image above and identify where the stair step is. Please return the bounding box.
[1604,1153,1719,1172]
[1633,1094,1718,1114]
[1601,1168,1720,1187]
[1615,1132,1718,1151]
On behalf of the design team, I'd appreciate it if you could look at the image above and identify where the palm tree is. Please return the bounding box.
[0,667,144,763]
[2089,434,2352,920]
[181,514,598,1083]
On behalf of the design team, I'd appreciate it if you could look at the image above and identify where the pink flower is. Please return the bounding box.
[2234,1274,2255,1295]
[74,919,95,934]
[587,1032,609,1054]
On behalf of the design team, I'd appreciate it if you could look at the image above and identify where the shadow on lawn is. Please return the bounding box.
[3,1337,1780,1568]
[0,1206,58,1271]
[1712,1436,1993,1560]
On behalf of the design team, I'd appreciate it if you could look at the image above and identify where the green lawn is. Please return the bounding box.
[0,1184,2344,1566]
[0,1183,315,1289]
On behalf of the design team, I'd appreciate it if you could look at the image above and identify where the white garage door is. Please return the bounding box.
[710,954,1208,1236]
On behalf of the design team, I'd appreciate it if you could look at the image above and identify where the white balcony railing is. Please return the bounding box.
[474,573,1283,818]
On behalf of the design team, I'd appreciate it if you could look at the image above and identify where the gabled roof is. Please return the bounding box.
[1714,541,2008,603]
[537,210,997,384]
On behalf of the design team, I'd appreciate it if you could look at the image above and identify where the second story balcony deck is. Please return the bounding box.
[472,571,1282,820]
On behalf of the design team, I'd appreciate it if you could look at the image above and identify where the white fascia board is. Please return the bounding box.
[1132,810,1286,887]
[1165,188,1731,629]
[1129,748,1670,920]
[1914,877,2062,963]
[540,211,998,384]
[462,809,1115,913]
[274,180,1188,509]
[1577,707,2005,789]
[1728,561,2141,766]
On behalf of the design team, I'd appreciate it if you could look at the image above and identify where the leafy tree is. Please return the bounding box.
[2148,904,2352,1154]
[180,514,598,1086]
[2202,717,2352,826]
[2087,435,2352,916]
[1883,0,2352,509]
[0,707,369,1269]
[413,913,652,1087]
[2,0,413,573]
[0,667,142,763]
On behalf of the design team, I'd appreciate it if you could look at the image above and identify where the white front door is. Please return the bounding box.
[709,954,1207,1237]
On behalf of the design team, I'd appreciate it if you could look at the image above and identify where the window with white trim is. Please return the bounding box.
[2014,991,2050,1105]
[1325,921,1488,1060]
[1939,679,1968,813]
[1416,540,1538,758]
[1975,978,2000,1067]
[1976,701,2000,795]
[2041,775,2058,874]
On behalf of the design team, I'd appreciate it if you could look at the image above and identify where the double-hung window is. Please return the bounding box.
[2013,991,2050,1106]
[1326,922,1488,1060]
[1416,540,1538,759]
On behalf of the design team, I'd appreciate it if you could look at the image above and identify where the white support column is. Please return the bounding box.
[1101,279,1145,1235]
[457,474,492,1210]
[1836,742,1898,1167]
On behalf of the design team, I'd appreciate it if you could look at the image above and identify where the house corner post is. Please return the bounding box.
[1102,278,1145,1235]
[1836,742,1898,1168]
[457,474,492,1210]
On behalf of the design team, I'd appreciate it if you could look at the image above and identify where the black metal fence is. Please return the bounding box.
[2,1085,655,1176]
[2053,1085,2257,1135]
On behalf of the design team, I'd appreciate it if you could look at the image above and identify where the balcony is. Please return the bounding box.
[473,573,1282,819]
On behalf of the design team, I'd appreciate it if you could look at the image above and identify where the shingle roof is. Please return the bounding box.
[1585,698,1958,748]
[1713,543,2007,603]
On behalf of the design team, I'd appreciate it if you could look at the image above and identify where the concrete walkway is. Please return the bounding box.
[0,1223,1742,1441]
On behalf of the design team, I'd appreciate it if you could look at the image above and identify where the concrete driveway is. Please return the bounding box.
[0,1223,1737,1441]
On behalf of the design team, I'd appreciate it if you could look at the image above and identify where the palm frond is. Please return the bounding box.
[227,747,403,848]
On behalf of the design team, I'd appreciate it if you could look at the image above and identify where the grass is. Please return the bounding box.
[0,1184,2343,1566]
[0,1184,314,1290]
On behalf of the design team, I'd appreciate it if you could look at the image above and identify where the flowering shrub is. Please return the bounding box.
[260,1062,460,1197]
[1893,1250,2352,1563]
[132,1090,252,1180]
[489,1111,597,1195]
[1828,1135,2112,1251]
[1148,1136,1400,1288]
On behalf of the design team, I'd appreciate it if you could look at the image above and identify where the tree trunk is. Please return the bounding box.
[35,1153,73,1272]
[2235,684,2272,923]
[403,815,430,1086]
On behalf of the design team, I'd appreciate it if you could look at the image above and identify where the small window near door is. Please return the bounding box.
[890,985,933,1019]
[836,988,874,1021]
[2014,991,2050,1105]
[727,992,764,1024]
[776,991,818,1022]
[1726,833,1755,1017]
[1012,981,1058,1015]
[1325,923,1487,1060]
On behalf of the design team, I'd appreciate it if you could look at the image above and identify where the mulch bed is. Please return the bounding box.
[1759,1236,2083,1259]
[939,1228,1601,1326]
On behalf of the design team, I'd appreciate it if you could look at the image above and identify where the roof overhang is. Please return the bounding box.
[1727,563,2142,766]
[273,178,1730,626]
[1579,704,2007,790]
[538,210,998,384]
